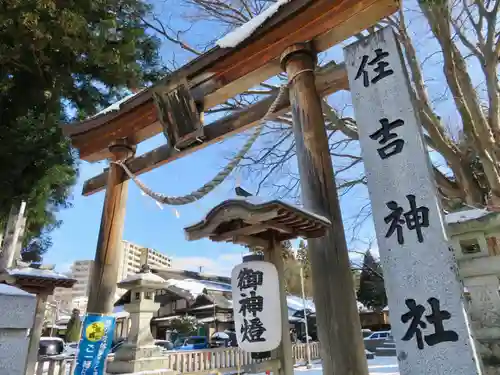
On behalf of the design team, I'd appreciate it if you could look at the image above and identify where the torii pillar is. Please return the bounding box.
[87,139,136,314]
[280,43,369,375]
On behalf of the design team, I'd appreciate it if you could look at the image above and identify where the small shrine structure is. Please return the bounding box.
[184,197,331,375]
[0,267,76,375]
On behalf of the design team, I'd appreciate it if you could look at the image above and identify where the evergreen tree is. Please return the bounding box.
[356,251,387,312]
[65,309,82,343]
[0,0,164,260]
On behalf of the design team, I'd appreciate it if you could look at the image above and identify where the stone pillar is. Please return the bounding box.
[0,285,36,375]
[24,293,48,375]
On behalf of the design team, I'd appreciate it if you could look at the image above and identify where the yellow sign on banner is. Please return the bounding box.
[85,321,105,342]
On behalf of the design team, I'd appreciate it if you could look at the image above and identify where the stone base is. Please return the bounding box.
[476,340,500,375]
[106,356,173,374]
[114,344,162,362]
[471,321,500,375]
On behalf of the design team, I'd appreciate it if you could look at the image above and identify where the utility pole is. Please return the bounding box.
[299,266,312,368]
[87,139,135,314]
[280,43,369,375]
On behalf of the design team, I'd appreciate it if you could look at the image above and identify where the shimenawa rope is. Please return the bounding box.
[112,69,313,206]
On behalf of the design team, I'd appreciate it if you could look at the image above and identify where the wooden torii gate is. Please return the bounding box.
[62,1,399,374]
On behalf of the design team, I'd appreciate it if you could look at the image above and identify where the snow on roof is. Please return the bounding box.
[165,279,206,297]
[445,208,494,225]
[8,267,71,280]
[120,271,166,284]
[216,0,292,48]
[0,283,33,297]
[197,279,232,292]
[91,90,144,118]
[232,196,331,225]
[286,295,315,312]
[357,302,372,313]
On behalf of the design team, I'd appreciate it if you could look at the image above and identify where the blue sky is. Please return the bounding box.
[44,1,482,275]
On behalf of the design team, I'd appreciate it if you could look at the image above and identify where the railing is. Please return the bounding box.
[34,355,114,375]
[292,342,321,363]
[35,342,320,375]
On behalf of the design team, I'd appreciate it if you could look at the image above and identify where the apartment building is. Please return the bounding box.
[53,241,171,311]
[52,260,94,311]
[118,240,172,280]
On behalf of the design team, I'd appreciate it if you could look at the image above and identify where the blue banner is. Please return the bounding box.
[74,314,116,375]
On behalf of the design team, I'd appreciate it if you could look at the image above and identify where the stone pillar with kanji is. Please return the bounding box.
[344,27,482,375]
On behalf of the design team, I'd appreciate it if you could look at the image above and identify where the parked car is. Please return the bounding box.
[364,330,392,341]
[63,342,79,357]
[110,338,127,353]
[39,337,65,357]
[155,340,174,351]
[174,336,210,350]
[362,329,373,338]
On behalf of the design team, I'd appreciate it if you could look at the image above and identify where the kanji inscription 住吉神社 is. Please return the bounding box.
[344,27,481,375]
[231,261,281,352]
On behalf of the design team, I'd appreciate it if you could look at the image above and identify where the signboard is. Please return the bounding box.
[74,314,116,375]
[231,260,281,352]
[344,27,481,375]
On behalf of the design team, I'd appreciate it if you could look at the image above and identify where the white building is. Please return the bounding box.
[115,240,172,298]
[53,241,172,310]
[118,240,171,280]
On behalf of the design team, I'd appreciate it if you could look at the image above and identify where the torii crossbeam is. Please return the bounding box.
[62,1,400,374]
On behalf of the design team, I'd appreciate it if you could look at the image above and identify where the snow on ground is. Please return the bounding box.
[294,357,399,375]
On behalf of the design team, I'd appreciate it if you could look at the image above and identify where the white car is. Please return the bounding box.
[63,342,79,357]
[364,331,392,341]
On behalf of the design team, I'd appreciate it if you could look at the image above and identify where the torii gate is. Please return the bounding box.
[62,1,399,374]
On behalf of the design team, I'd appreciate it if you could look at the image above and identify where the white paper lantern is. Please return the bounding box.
[231,260,282,352]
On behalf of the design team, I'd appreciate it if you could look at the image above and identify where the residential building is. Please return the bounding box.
[52,241,172,311]
[118,240,172,280]
[116,240,172,299]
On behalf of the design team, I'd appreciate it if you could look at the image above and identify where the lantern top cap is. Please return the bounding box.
[118,265,166,290]
[184,197,331,246]
[0,267,77,290]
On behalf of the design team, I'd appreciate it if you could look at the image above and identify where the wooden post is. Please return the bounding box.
[280,43,369,375]
[87,139,135,314]
[267,238,294,375]
[24,292,49,375]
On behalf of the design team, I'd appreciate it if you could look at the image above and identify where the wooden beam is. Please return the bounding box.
[209,223,270,242]
[64,0,398,161]
[82,62,348,196]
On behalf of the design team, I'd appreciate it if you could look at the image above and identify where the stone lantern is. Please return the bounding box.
[107,264,173,375]
[446,208,500,375]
